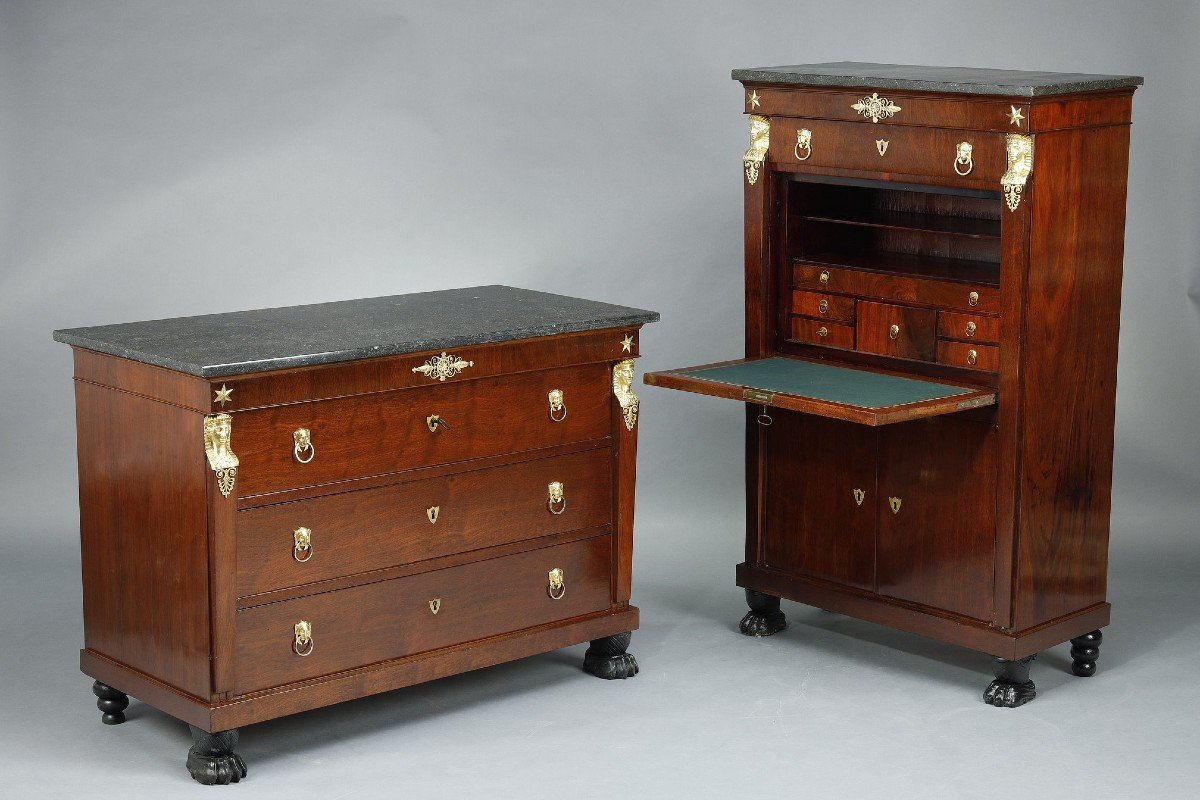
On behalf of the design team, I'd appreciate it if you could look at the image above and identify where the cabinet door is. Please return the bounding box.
[876,416,997,620]
[762,411,877,589]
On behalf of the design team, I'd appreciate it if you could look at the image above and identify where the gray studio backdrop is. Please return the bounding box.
[2,2,1198,798]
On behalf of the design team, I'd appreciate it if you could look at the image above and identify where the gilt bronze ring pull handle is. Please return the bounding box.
[794,128,812,161]
[292,621,314,656]
[548,389,567,422]
[889,324,901,340]
[547,568,566,600]
[293,527,313,563]
[954,141,974,176]
[547,481,566,515]
[293,428,315,463]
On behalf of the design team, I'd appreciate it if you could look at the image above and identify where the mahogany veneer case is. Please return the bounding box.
[55,285,658,783]
[645,62,1141,706]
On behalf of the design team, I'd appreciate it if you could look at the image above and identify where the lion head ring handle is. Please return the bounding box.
[547,481,566,515]
[292,620,314,656]
[954,141,974,176]
[795,128,812,161]
[293,428,315,463]
[547,568,566,600]
[548,389,567,422]
[293,527,313,563]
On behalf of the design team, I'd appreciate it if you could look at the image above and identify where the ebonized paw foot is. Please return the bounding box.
[92,681,129,725]
[1069,630,1103,677]
[739,589,786,637]
[186,726,247,786]
[983,655,1036,708]
[583,631,639,679]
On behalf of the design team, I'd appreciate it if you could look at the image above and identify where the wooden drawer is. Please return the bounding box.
[232,363,611,497]
[937,341,999,372]
[937,311,999,344]
[769,118,1005,189]
[233,535,613,694]
[236,448,613,598]
[856,301,937,361]
[793,262,998,314]
[791,290,855,322]
[789,316,854,349]
[744,87,1028,133]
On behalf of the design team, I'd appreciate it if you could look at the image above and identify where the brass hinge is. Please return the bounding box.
[203,413,239,498]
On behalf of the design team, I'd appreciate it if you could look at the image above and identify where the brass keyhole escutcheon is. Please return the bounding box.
[428,598,441,615]
[426,506,440,524]
[293,428,315,464]
[426,414,449,433]
[889,324,901,340]
[876,139,889,157]
[967,349,979,366]
[293,527,313,563]
[889,497,902,515]
[853,488,866,506]
[292,620,314,656]
[966,321,977,338]
[818,299,829,314]
[547,568,566,600]
[968,291,980,307]
[548,389,567,422]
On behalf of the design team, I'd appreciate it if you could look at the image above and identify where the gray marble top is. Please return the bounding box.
[732,62,1143,97]
[54,285,660,378]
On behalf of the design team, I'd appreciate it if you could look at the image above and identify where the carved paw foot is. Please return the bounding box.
[583,632,638,680]
[983,679,1037,708]
[186,726,247,785]
[1070,630,1103,677]
[92,681,129,725]
[739,589,786,636]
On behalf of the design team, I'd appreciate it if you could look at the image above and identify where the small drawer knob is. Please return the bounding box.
[817,326,829,338]
[818,299,829,314]
[548,389,566,422]
[547,481,566,515]
[293,428,315,463]
[819,270,830,285]
[547,568,566,600]
[968,291,980,307]
[889,324,901,340]
[292,620,314,656]
[965,321,977,338]
[967,349,979,366]
[293,527,313,563]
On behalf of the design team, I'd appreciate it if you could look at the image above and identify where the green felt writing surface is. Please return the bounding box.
[678,357,972,409]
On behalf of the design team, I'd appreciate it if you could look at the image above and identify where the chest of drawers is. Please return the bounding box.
[646,62,1141,707]
[55,285,657,783]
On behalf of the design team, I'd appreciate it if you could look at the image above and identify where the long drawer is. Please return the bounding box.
[232,363,611,496]
[793,262,999,314]
[233,535,613,694]
[236,447,613,598]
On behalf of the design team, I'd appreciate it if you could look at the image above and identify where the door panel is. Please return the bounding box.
[762,411,877,589]
[876,416,997,620]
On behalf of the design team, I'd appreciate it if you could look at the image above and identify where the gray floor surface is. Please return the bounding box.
[4,498,1197,799]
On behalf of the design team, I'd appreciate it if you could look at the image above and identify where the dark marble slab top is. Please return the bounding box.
[54,285,660,378]
[732,62,1143,97]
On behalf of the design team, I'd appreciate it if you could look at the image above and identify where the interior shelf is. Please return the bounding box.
[798,209,1000,240]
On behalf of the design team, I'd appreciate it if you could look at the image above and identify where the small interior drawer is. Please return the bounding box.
[938,311,999,344]
[791,290,855,323]
[789,316,854,349]
[856,301,937,362]
[937,341,999,372]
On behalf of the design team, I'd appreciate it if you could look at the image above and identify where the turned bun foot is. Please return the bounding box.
[739,589,786,637]
[186,726,247,786]
[983,655,1037,708]
[1070,630,1103,677]
[583,631,639,679]
[92,681,129,725]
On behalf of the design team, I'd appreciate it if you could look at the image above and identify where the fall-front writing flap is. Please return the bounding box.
[643,356,995,426]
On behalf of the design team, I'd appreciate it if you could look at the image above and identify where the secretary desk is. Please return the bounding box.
[645,63,1141,706]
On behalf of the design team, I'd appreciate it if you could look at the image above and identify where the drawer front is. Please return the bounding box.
[856,301,937,361]
[937,341,999,372]
[791,290,855,322]
[789,316,855,350]
[233,363,612,496]
[744,87,1028,132]
[236,448,613,598]
[937,311,1000,344]
[769,118,1005,189]
[793,263,999,314]
[233,535,612,694]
